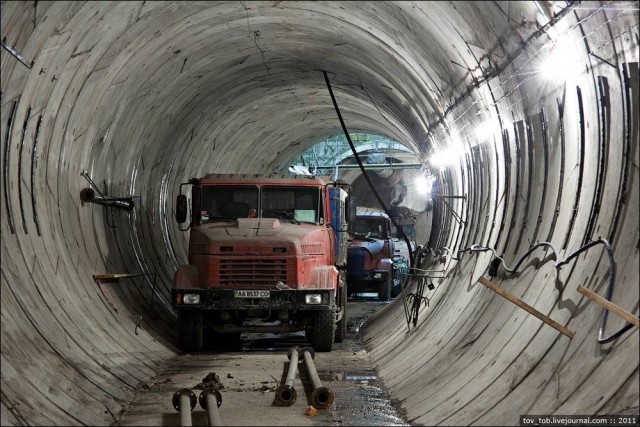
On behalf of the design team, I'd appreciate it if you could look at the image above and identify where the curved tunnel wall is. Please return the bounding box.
[1,1,638,425]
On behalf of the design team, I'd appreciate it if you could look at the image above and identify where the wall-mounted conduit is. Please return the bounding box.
[609,63,638,243]
[548,99,566,246]
[470,146,484,247]
[462,148,474,249]
[582,75,610,246]
[427,178,442,250]
[496,129,511,253]
[563,86,586,249]
[31,115,42,236]
[3,100,18,234]
[17,106,31,234]
[502,121,521,256]
[513,119,531,253]
[533,110,549,245]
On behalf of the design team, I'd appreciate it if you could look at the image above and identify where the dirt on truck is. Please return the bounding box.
[346,212,395,301]
[172,174,350,352]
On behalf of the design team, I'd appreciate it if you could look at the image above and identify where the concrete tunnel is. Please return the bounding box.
[1,1,638,425]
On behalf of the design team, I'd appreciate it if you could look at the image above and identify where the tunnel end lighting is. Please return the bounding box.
[414,175,434,196]
[429,140,466,170]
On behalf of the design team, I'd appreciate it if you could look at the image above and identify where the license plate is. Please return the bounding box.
[234,290,270,298]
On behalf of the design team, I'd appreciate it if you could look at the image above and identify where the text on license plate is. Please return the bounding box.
[234,290,270,298]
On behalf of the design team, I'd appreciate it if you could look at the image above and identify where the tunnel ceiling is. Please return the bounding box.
[3,1,548,179]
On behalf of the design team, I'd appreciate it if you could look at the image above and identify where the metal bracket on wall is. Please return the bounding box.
[1,37,34,69]
[93,273,158,311]
[80,170,136,211]
[435,195,466,226]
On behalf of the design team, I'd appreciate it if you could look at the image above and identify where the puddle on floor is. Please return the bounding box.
[318,369,378,383]
[318,375,409,426]
[312,369,409,426]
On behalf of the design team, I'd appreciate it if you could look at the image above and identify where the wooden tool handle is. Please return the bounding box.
[478,277,575,338]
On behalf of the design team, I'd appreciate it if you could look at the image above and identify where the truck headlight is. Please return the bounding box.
[305,294,322,305]
[373,273,383,279]
[182,293,201,304]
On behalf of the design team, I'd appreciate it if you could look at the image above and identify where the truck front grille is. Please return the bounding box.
[219,259,288,285]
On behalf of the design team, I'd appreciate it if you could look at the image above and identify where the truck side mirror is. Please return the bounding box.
[346,196,356,224]
[176,194,188,223]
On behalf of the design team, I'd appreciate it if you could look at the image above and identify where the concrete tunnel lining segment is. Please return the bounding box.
[1,1,638,425]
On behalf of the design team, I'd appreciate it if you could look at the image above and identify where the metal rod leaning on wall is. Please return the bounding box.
[199,389,223,426]
[93,273,159,307]
[172,388,197,427]
[478,277,575,338]
[301,347,335,409]
[274,346,300,406]
[577,286,640,328]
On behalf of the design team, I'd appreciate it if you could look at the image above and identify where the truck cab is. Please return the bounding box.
[173,174,349,352]
[346,212,394,301]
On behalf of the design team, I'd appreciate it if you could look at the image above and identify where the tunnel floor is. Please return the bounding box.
[115,297,409,426]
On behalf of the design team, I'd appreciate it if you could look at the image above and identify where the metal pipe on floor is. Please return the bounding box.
[199,389,223,426]
[172,388,197,426]
[274,346,300,406]
[300,346,334,409]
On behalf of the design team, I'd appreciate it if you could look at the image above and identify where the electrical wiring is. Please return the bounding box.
[427,238,634,343]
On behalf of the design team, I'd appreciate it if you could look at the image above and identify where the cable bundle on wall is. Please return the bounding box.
[427,238,636,344]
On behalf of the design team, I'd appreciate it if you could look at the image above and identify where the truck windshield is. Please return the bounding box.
[262,186,322,224]
[200,185,259,222]
[199,185,322,224]
[353,218,388,238]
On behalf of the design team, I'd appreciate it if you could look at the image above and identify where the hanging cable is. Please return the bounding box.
[322,71,415,269]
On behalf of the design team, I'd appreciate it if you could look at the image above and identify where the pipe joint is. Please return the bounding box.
[199,389,222,409]
[274,384,297,407]
[172,388,197,411]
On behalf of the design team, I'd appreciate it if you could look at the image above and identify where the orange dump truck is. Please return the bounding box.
[173,174,350,352]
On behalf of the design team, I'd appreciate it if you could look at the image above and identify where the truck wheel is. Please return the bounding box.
[335,283,347,343]
[377,275,392,302]
[312,307,336,351]
[179,311,203,352]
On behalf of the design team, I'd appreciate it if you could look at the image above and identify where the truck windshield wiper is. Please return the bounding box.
[262,209,295,220]
[207,216,235,222]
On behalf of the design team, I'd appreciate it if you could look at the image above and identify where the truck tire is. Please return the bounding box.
[312,307,336,351]
[335,282,347,343]
[179,311,203,352]
[377,275,392,302]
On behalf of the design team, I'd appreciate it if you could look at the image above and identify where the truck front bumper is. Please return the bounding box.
[346,270,390,291]
[172,288,335,311]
